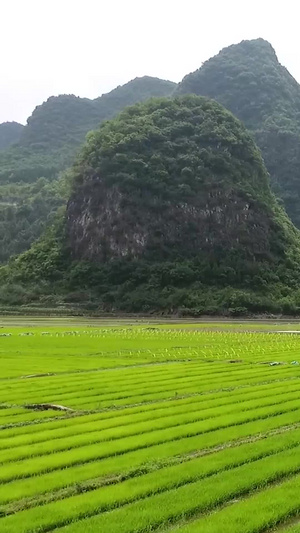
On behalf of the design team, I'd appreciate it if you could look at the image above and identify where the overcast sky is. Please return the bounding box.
[1,0,299,124]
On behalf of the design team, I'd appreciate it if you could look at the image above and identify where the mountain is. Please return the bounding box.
[4,96,300,315]
[93,75,178,118]
[17,95,101,151]
[0,76,176,262]
[0,122,24,150]
[0,76,176,182]
[17,76,176,152]
[176,38,300,227]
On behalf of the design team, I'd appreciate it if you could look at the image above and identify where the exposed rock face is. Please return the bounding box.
[66,95,287,265]
[67,179,276,262]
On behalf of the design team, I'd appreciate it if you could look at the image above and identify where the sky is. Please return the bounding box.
[1,0,299,124]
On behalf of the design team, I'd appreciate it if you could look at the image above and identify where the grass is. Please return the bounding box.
[171,472,300,533]
[1,317,300,531]
[3,382,300,452]
[6,443,300,533]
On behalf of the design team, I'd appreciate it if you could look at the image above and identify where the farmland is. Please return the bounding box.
[1,319,300,531]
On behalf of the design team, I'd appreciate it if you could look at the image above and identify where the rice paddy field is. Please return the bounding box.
[2,317,300,531]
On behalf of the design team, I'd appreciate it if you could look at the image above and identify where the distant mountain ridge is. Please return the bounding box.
[0,76,176,182]
[177,38,300,227]
[17,76,176,152]
[0,76,176,262]
[0,122,24,150]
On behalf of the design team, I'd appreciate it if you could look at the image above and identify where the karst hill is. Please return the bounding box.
[177,38,300,227]
[5,96,300,314]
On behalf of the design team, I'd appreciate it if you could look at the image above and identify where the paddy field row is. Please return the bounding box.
[1,322,300,531]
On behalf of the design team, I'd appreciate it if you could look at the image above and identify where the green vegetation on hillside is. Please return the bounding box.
[0,177,69,262]
[0,121,24,150]
[3,95,300,315]
[0,77,176,262]
[0,77,176,183]
[177,38,300,227]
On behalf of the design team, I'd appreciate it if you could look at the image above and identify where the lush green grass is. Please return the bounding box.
[5,442,300,533]
[1,318,300,531]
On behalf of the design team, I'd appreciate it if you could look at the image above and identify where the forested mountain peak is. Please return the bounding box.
[18,94,100,150]
[217,38,277,60]
[0,122,24,150]
[17,77,176,151]
[177,38,300,227]
[5,95,300,314]
[95,76,176,103]
[65,95,276,264]
[177,38,300,127]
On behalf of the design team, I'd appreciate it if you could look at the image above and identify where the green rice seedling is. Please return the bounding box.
[2,381,300,453]
[2,322,300,532]
[2,373,299,441]
[1,362,284,407]
[2,423,300,509]
[2,403,300,485]
[2,393,300,465]
[172,471,300,533]
[25,447,300,533]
